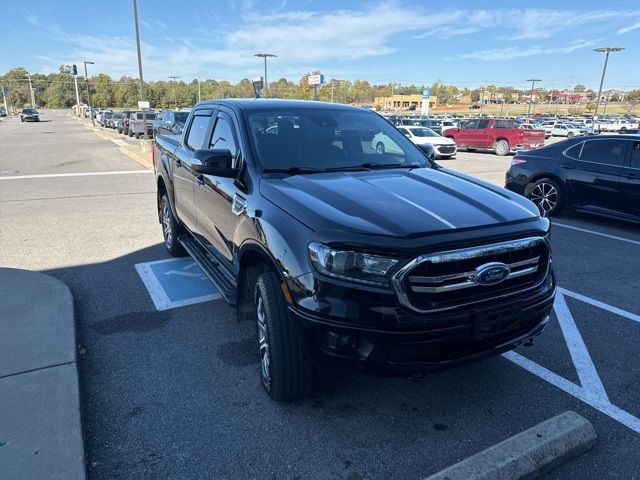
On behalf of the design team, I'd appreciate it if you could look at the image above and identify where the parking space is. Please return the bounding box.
[2,110,640,479]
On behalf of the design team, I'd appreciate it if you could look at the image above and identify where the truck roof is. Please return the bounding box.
[194,98,364,112]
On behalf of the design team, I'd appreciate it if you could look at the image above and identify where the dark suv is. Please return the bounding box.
[20,108,39,122]
[154,99,555,401]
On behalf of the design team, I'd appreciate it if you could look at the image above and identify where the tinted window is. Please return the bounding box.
[630,142,640,169]
[565,143,583,159]
[186,115,211,150]
[494,120,514,129]
[175,112,189,123]
[209,115,239,163]
[477,120,490,129]
[579,139,627,166]
[463,121,478,130]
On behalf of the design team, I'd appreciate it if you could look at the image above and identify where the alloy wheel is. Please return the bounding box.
[162,201,172,248]
[256,295,271,389]
[530,183,558,213]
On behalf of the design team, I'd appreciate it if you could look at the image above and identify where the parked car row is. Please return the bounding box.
[95,108,191,139]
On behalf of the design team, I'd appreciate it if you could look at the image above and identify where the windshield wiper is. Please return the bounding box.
[263,166,324,174]
[359,162,423,169]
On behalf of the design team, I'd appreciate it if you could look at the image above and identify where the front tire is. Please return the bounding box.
[160,194,186,256]
[495,139,509,156]
[255,271,315,401]
[527,178,564,216]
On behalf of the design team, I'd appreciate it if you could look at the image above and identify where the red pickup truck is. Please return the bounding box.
[442,118,545,156]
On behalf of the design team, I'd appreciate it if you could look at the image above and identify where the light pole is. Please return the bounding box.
[197,79,201,103]
[526,79,542,120]
[72,65,81,116]
[83,61,95,126]
[592,47,624,129]
[169,76,181,108]
[27,74,36,108]
[132,0,148,140]
[254,53,276,96]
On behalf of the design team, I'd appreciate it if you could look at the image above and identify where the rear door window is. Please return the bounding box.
[629,141,640,169]
[579,139,627,166]
[477,120,490,129]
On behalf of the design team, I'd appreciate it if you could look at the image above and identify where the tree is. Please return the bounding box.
[625,89,640,113]
[41,65,76,107]
[573,84,586,92]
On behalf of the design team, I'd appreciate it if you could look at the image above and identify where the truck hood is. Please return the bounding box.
[260,168,539,237]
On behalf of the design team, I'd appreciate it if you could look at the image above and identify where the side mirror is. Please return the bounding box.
[192,149,238,178]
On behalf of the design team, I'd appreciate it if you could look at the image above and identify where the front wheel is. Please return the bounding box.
[494,139,509,156]
[375,142,385,154]
[567,132,575,138]
[160,194,186,256]
[527,178,564,216]
[255,271,315,401]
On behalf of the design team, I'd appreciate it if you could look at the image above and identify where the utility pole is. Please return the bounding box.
[479,86,486,115]
[197,79,201,103]
[592,47,624,127]
[169,76,181,108]
[254,53,276,96]
[1,87,8,116]
[72,65,81,116]
[27,74,36,108]
[83,61,95,126]
[132,0,148,140]
[526,79,542,121]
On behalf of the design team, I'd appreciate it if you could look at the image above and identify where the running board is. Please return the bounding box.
[178,235,237,307]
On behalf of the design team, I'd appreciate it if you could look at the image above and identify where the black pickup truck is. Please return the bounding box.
[154,99,555,401]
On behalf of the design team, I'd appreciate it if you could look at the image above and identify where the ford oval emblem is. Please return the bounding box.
[474,262,511,286]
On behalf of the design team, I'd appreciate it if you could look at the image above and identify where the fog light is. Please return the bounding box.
[325,331,356,351]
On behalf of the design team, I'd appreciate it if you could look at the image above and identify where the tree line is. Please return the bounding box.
[2,65,640,112]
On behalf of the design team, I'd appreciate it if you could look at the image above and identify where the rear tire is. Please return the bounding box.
[160,194,186,256]
[527,178,564,216]
[495,139,509,156]
[255,271,315,401]
[135,132,141,139]
[567,132,575,138]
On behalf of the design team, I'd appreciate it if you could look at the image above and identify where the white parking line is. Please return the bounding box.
[0,170,152,180]
[553,222,640,246]
[110,139,129,147]
[504,288,640,434]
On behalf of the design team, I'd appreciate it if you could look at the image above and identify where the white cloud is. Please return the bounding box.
[618,21,640,34]
[28,2,640,81]
[447,40,599,62]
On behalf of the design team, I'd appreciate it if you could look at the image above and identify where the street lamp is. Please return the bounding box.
[526,79,542,120]
[169,76,181,108]
[83,61,95,126]
[254,53,276,96]
[592,47,624,129]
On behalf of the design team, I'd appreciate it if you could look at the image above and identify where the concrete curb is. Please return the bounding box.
[425,411,596,480]
[0,268,86,480]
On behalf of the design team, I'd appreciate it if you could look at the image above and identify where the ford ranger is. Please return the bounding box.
[443,118,546,156]
[153,99,555,401]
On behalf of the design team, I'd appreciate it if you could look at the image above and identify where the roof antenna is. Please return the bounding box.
[252,77,264,99]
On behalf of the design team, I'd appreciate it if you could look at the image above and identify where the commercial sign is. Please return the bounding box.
[138,100,150,109]
[308,74,325,85]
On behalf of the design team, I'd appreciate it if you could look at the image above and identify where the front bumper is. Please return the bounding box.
[433,144,457,157]
[292,274,555,375]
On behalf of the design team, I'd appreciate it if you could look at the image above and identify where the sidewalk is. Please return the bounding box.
[0,268,86,480]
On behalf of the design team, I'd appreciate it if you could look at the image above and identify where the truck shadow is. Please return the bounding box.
[41,242,570,480]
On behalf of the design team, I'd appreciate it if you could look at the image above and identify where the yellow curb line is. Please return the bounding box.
[118,145,154,171]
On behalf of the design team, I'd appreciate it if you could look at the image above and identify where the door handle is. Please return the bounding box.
[175,159,182,168]
[625,172,639,180]
[561,163,576,169]
[195,175,205,187]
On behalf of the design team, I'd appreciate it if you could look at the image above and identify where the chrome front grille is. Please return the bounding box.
[393,237,550,313]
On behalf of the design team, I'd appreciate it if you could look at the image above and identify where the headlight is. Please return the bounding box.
[308,242,399,286]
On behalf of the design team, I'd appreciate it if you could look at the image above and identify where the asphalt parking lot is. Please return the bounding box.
[2,110,639,480]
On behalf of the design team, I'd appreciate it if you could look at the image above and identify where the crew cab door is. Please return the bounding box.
[619,140,640,217]
[195,110,247,268]
[562,138,627,213]
[173,110,214,232]
[456,120,477,147]
[473,119,491,147]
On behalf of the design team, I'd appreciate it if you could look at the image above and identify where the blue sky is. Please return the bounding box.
[3,0,640,90]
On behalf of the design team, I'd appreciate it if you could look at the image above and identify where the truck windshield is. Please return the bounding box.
[246,108,430,172]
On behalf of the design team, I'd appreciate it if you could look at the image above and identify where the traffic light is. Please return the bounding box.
[72,64,78,76]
